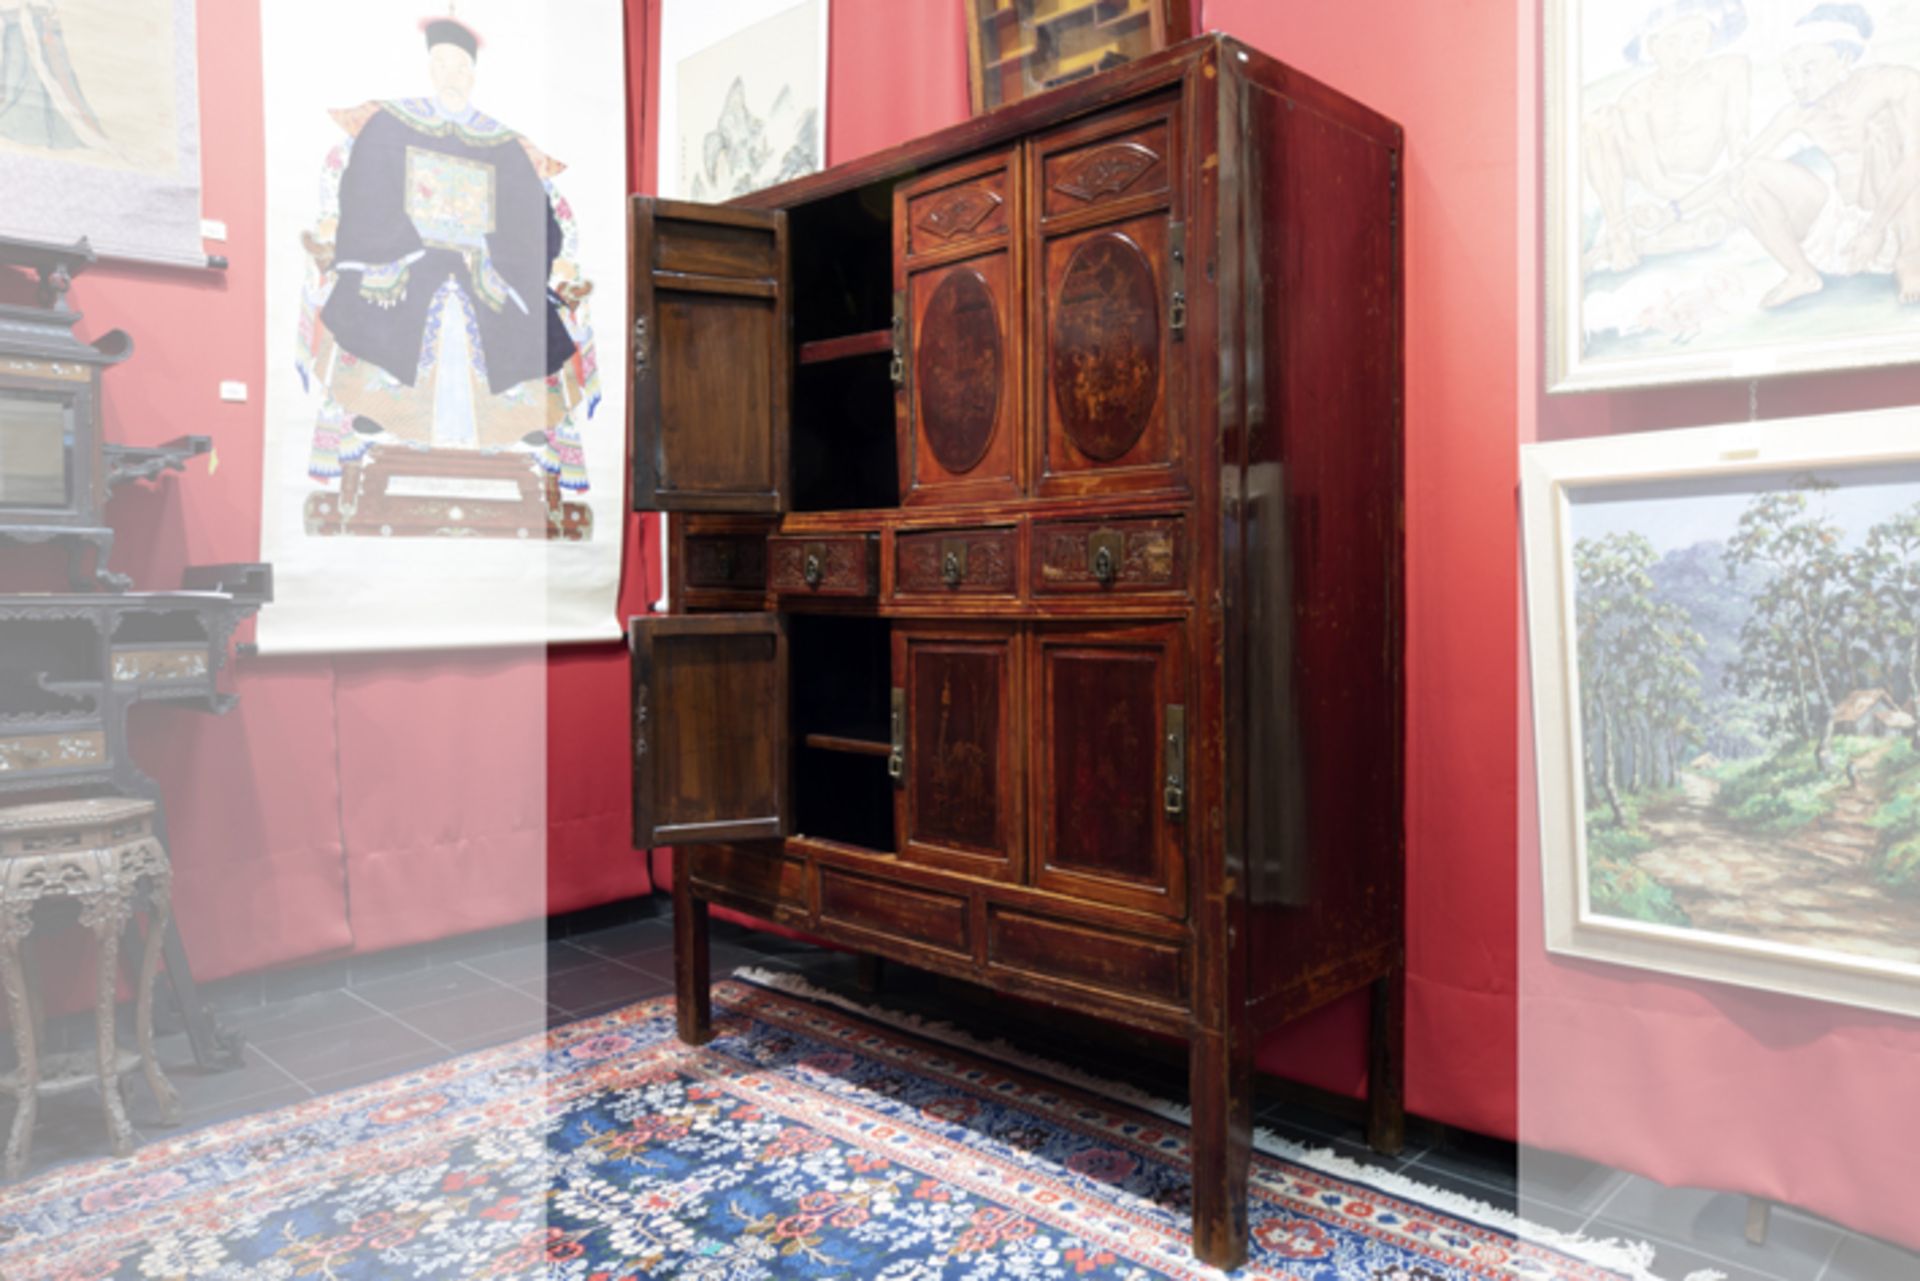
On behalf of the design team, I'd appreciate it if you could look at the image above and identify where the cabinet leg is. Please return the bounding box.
[1367,969,1407,1156]
[1189,1027,1251,1270]
[673,858,712,1046]
[92,920,134,1158]
[0,938,38,1181]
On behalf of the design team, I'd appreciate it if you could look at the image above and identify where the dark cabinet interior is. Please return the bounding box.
[790,614,896,853]
[628,36,1405,1271]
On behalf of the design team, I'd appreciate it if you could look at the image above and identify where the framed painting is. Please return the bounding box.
[655,0,827,201]
[1523,410,1920,1016]
[1546,1,1920,392]
[966,0,1194,115]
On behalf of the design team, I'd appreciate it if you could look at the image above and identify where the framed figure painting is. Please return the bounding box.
[1523,410,1920,1016]
[1547,1,1920,391]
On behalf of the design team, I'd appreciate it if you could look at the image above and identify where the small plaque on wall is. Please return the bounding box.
[966,0,1194,115]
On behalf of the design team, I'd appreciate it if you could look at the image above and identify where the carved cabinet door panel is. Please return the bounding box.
[1030,621,1187,917]
[630,613,789,847]
[630,198,789,513]
[1028,98,1186,500]
[892,624,1023,881]
[895,153,1024,507]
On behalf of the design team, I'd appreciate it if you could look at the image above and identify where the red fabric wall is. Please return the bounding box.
[59,0,660,986]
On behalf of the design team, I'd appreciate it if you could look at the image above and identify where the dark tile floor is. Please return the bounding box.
[6,897,1914,1281]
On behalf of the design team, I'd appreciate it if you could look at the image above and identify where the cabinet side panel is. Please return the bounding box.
[1243,80,1405,1013]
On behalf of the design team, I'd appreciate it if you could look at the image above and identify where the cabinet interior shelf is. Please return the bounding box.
[798,329,893,366]
[803,732,892,758]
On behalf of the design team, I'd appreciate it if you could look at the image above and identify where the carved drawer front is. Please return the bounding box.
[768,533,879,599]
[0,729,107,776]
[893,626,1021,880]
[985,907,1187,1011]
[818,867,972,959]
[1031,516,1184,595]
[1032,622,1187,917]
[906,164,1012,260]
[1039,109,1175,226]
[688,844,808,919]
[893,526,1017,598]
[684,534,767,593]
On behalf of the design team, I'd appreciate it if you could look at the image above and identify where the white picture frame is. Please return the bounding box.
[1523,409,1920,1017]
[656,0,828,202]
[1546,0,1920,392]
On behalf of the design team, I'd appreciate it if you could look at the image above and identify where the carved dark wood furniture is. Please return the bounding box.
[0,235,214,590]
[0,796,181,1178]
[628,36,1404,1269]
[0,569,273,1071]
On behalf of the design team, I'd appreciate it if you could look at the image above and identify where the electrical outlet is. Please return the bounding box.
[201,218,228,242]
[219,381,248,403]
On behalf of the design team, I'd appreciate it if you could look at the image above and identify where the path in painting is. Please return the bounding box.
[1635,750,1920,966]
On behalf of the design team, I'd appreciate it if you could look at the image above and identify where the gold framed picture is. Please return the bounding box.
[966,0,1194,115]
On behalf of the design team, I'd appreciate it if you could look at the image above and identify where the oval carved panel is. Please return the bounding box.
[916,268,1003,475]
[1050,234,1161,463]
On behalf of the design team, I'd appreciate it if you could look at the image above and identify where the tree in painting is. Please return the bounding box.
[1574,474,1920,964]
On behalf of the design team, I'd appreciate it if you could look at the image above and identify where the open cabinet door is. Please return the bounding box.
[630,198,789,512]
[631,614,790,845]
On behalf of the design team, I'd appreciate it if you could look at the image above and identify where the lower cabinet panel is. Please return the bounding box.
[689,844,808,916]
[985,906,1187,1009]
[817,867,972,958]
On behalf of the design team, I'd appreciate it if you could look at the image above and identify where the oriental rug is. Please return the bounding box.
[0,974,1665,1280]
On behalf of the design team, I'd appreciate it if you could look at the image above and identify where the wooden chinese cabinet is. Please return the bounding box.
[628,35,1404,1269]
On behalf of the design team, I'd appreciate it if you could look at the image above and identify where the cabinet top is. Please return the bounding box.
[727,33,1402,215]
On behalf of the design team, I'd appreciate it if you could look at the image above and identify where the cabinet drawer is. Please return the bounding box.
[111,644,211,685]
[905,162,1011,259]
[818,868,971,958]
[768,534,879,599]
[684,533,767,592]
[1039,110,1175,225]
[986,907,1186,1010]
[1031,517,1184,594]
[0,729,108,776]
[894,527,1017,597]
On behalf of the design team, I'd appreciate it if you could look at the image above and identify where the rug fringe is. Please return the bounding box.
[729,966,1675,1281]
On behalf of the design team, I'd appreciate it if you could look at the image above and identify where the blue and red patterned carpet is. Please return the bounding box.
[2,973,1660,1279]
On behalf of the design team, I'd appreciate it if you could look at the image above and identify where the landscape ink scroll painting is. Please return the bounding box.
[1548,0,1920,390]
[1524,413,1920,1016]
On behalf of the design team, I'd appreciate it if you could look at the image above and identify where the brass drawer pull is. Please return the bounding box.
[938,537,969,588]
[1089,529,1124,586]
[802,549,824,588]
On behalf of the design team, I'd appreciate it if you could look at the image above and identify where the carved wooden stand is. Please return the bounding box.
[0,797,182,1179]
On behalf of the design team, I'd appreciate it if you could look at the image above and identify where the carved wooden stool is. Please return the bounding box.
[0,797,181,1179]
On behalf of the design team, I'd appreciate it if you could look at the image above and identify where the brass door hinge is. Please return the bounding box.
[1169,221,1187,340]
[888,687,906,785]
[1164,704,1186,820]
[890,290,907,388]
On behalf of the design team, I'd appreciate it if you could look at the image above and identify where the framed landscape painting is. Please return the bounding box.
[1547,0,1920,391]
[1523,410,1920,1016]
